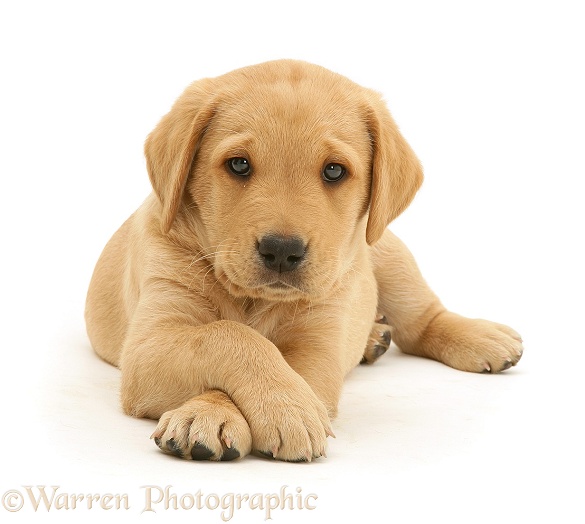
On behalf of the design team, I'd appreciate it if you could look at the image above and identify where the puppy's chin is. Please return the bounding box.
[216,269,316,303]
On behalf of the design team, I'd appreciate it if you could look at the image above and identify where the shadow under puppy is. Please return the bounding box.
[85,59,523,462]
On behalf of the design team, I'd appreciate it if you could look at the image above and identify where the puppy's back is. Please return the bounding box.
[85,215,134,366]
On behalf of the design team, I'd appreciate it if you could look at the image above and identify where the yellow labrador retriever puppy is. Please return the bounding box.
[85,60,523,462]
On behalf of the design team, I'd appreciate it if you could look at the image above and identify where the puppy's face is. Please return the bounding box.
[145,61,423,302]
[189,77,372,301]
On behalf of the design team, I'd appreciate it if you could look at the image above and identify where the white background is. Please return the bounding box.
[1,1,584,522]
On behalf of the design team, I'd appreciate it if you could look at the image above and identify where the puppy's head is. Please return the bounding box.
[145,60,422,301]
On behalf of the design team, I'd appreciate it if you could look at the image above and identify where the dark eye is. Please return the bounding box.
[226,157,251,176]
[322,163,346,182]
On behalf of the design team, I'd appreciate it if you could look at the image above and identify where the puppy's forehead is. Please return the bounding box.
[210,61,370,147]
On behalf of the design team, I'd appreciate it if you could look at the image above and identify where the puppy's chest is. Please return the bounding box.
[217,298,297,344]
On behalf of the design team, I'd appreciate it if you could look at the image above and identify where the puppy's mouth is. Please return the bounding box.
[265,280,300,291]
[216,269,308,301]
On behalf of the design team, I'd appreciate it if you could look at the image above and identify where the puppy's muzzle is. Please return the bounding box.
[257,235,306,273]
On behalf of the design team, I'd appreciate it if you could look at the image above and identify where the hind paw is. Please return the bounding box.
[361,314,392,364]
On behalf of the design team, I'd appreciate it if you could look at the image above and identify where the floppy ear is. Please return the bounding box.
[144,79,216,233]
[364,93,424,245]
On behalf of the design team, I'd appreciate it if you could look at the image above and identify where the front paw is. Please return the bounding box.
[235,377,334,462]
[151,390,252,461]
[420,312,524,373]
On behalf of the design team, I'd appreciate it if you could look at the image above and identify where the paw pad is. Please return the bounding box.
[190,443,214,461]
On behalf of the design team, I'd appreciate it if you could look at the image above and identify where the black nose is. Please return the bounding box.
[257,235,306,273]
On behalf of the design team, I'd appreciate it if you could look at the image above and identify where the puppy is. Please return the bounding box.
[85,59,523,462]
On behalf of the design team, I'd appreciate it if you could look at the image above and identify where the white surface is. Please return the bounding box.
[1,1,583,522]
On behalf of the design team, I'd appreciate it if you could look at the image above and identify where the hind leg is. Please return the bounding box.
[371,229,523,373]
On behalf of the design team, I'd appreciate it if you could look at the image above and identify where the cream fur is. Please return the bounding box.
[85,60,523,462]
